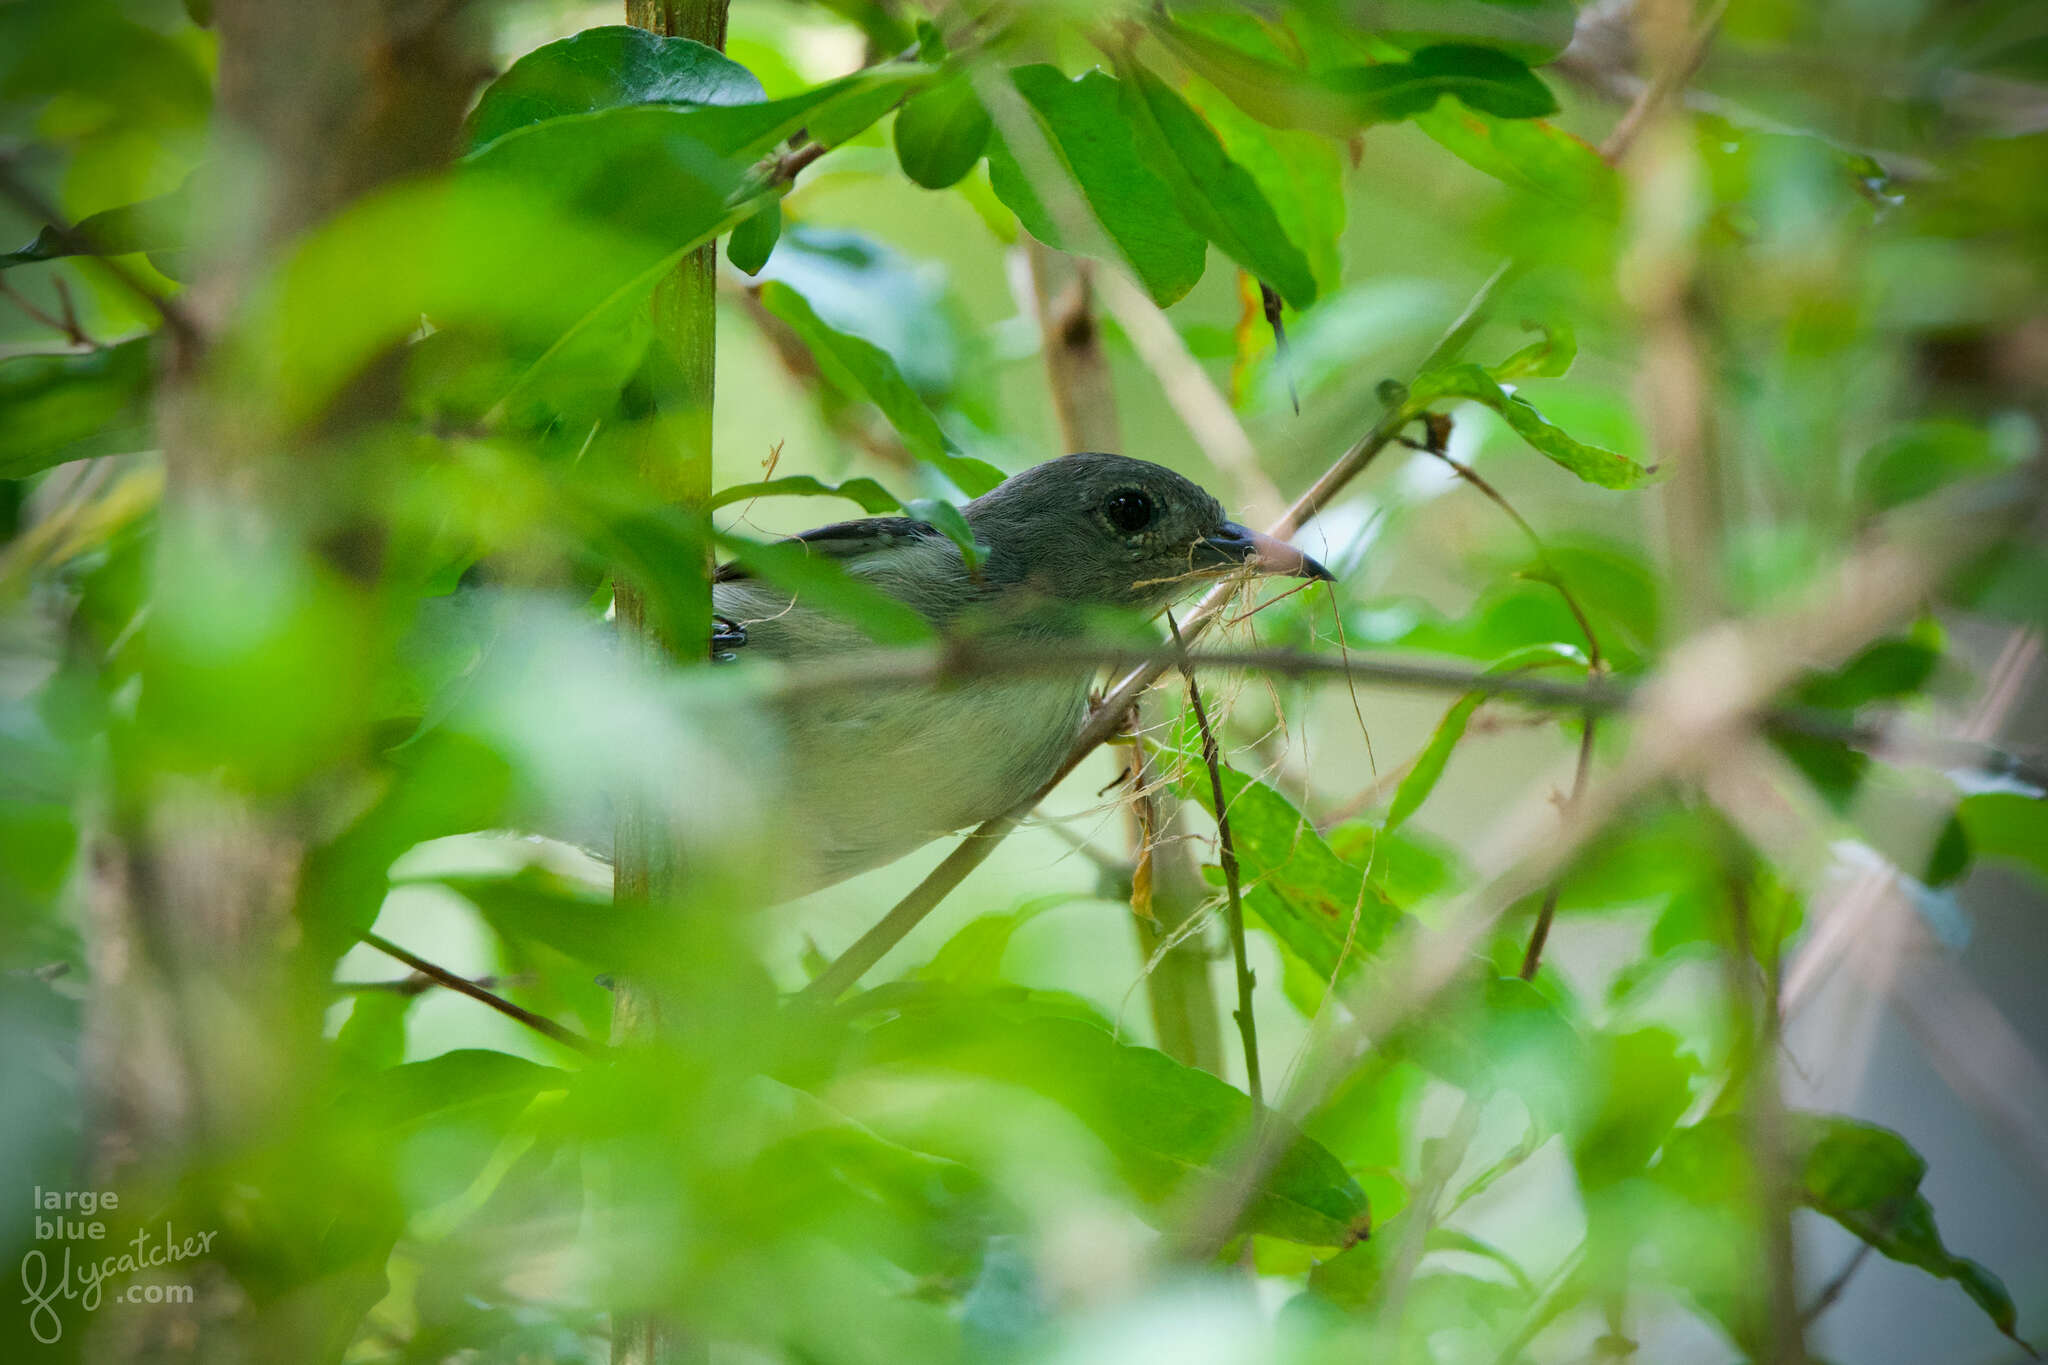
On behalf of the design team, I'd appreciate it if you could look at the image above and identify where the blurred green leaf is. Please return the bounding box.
[867,1003,1372,1247]
[1399,976,1586,1134]
[1386,643,1588,832]
[1404,364,1658,489]
[1413,100,1620,215]
[0,180,191,271]
[892,76,992,189]
[726,198,781,275]
[915,894,1079,987]
[1855,421,2025,514]
[347,1049,569,1132]
[756,279,1002,495]
[985,65,1209,307]
[1113,55,1319,309]
[429,865,655,969]
[463,26,766,152]
[1569,1028,1698,1190]
[0,338,154,478]
[1322,44,1558,123]
[1957,792,2048,887]
[1660,1114,2032,1348]
[1366,0,1580,64]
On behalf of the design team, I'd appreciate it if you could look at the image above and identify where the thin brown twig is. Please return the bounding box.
[358,930,600,1056]
[1598,0,1732,165]
[1170,611,1261,1107]
[1799,1243,1872,1326]
[0,157,200,364]
[1402,429,1608,979]
[0,275,94,346]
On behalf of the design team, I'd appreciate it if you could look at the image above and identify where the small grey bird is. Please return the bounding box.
[713,452,1330,895]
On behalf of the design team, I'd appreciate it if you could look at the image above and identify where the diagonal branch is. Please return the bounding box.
[358,931,600,1056]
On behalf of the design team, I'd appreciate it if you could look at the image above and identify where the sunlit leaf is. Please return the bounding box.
[463,25,766,152]
[1412,100,1619,215]
[1113,55,1319,309]
[866,1002,1372,1247]
[1182,76,1346,296]
[726,198,781,275]
[1403,364,1659,489]
[1173,757,1403,989]
[985,65,1209,307]
[892,75,991,189]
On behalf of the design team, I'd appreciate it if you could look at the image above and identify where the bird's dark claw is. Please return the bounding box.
[711,615,747,662]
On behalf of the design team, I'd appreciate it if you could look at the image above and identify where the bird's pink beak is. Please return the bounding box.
[1202,522,1334,582]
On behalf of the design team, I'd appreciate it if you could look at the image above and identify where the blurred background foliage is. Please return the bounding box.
[1,0,2045,1361]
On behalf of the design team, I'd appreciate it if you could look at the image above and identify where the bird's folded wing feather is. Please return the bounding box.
[712,516,946,583]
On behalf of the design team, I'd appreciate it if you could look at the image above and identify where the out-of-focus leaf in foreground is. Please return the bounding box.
[1660,1113,2033,1349]
[0,338,155,477]
[865,1000,1372,1247]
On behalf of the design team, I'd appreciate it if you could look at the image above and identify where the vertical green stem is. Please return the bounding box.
[614,5,727,1365]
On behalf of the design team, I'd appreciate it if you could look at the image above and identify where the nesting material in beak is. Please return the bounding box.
[1201,522,1335,582]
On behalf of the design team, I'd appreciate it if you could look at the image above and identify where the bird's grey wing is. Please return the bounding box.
[712,516,965,662]
[712,516,946,584]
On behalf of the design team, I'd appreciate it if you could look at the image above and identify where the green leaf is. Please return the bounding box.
[1173,759,1402,988]
[1385,643,1588,832]
[1413,99,1620,216]
[463,26,766,152]
[714,531,938,645]
[807,67,935,148]
[1404,364,1659,489]
[726,198,782,275]
[708,474,903,514]
[1364,0,1581,64]
[426,865,662,968]
[900,497,989,572]
[1323,45,1558,124]
[892,76,992,189]
[915,894,1077,987]
[1660,1114,2033,1350]
[1113,55,1319,309]
[755,279,1002,496]
[757,225,967,398]
[345,1049,569,1131]
[1568,1027,1698,1190]
[1492,321,1578,380]
[1182,77,1346,295]
[985,66,1209,307]
[0,338,155,478]
[0,181,191,271]
[1957,792,2048,887]
[866,1003,1372,1247]
[1855,420,2025,514]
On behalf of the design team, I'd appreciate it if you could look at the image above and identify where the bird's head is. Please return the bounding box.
[965,452,1332,613]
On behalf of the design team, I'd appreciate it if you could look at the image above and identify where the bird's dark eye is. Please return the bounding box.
[1103,489,1155,534]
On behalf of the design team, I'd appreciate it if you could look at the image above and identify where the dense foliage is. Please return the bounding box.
[2,0,2044,1361]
